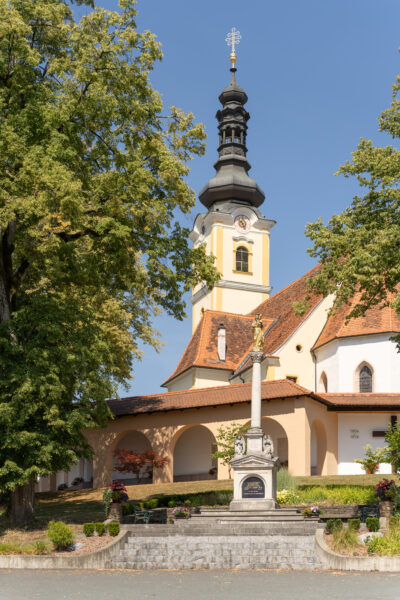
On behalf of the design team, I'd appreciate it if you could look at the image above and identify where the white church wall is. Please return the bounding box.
[166,369,194,392]
[273,294,335,391]
[337,413,397,475]
[316,334,400,393]
[194,368,230,389]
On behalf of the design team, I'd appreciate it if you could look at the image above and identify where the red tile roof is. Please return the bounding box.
[321,393,400,409]
[108,379,324,417]
[313,293,400,350]
[162,311,273,387]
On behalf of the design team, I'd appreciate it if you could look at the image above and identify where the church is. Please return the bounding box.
[37,59,400,493]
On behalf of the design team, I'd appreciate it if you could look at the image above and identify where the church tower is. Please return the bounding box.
[190,38,275,330]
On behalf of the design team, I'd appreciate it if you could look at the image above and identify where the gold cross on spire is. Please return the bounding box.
[225,27,241,68]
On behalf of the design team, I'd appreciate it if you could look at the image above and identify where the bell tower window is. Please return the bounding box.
[236,246,249,272]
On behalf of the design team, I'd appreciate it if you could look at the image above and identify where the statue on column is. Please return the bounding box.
[252,313,264,352]
[234,435,245,457]
[262,434,273,458]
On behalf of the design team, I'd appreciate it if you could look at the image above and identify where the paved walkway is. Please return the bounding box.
[1,570,400,600]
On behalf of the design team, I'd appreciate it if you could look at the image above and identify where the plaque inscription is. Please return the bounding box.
[242,476,265,498]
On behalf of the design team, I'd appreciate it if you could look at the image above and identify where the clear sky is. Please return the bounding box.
[76,0,400,396]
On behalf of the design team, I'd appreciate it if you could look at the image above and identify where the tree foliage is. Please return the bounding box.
[114,449,169,482]
[385,423,400,473]
[0,0,217,522]
[211,422,250,478]
[305,59,400,326]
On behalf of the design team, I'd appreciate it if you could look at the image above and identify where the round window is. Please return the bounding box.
[295,344,303,353]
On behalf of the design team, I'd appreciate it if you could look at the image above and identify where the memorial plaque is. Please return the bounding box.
[242,476,265,498]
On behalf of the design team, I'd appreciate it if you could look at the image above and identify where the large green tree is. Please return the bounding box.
[0,0,217,524]
[305,58,400,325]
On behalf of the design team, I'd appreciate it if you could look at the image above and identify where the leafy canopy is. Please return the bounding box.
[305,56,400,326]
[0,0,218,497]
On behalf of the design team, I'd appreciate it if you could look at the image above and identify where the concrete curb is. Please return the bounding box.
[315,528,400,572]
[0,530,129,570]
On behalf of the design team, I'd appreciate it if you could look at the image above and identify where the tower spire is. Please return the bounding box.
[199,29,265,210]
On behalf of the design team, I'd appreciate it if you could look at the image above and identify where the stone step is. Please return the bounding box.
[123,522,319,537]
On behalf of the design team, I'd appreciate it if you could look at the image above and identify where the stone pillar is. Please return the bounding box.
[250,351,264,430]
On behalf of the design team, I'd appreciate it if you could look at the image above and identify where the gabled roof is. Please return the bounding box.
[232,265,323,377]
[164,265,324,386]
[162,310,271,387]
[108,379,326,417]
[313,293,400,350]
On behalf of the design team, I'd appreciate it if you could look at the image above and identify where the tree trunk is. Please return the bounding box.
[10,481,35,526]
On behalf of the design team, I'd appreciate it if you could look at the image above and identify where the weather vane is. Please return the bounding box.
[225,27,241,68]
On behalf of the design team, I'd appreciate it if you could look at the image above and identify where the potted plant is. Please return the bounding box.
[302,506,321,519]
[374,478,396,518]
[172,506,190,520]
[107,481,128,521]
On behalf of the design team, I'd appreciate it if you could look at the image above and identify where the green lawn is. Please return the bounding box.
[2,474,397,531]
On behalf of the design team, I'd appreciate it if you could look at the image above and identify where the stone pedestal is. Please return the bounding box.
[229,428,280,511]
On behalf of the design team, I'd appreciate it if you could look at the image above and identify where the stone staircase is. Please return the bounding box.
[108,523,323,570]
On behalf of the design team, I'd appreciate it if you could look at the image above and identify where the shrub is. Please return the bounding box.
[32,540,50,555]
[83,523,95,537]
[122,502,134,516]
[277,468,297,491]
[277,489,301,505]
[47,521,75,550]
[143,498,158,510]
[366,517,380,532]
[348,518,361,531]
[103,487,113,518]
[297,484,375,505]
[57,483,68,491]
[167,499,176,508]
[331,528,359,553]
[0,543,23,555]
[326,519,343,534]
[354,444,387,474]
[108,522,120,537]
[367,530,400,555]
[389,516,400,532]
[95,522,106,536]
[215,491,233,505]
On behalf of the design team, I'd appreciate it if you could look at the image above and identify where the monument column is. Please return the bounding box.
[250,350,264,429]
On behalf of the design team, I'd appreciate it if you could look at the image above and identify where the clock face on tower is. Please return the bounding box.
[234,215,250,232]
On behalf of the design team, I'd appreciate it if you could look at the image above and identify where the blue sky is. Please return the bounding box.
[76,0,400,396]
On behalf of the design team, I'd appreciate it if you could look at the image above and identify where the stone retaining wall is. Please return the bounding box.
[315,529,400,572]
[109,534,322,570]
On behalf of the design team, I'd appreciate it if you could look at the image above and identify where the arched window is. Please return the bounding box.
[236,246,249,272]
[359,365,373,393]
[318,371,328,393]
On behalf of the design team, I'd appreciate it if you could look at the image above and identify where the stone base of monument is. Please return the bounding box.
[228,427,280,513]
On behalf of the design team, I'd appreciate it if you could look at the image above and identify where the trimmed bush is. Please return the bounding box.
[122,502,134,516]
[277,468,297,491]
[348,518,361,531]
[167,499,177,508]
[143,498,158,510]
[57,483,68,491]
[47,521,75,550]
[95,522,106,536]
[108,522,120,537]
[325,519,343,534]
[83,523,95,537]
[366,517,380,532]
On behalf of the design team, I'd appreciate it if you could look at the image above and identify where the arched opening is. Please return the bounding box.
[318,371,328,393]
[173,425,217,482]
[359,364,373,393]
[236,246,249,272]
[310,419,327,475]
[260,417,289,469]
[113,430,152,485]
